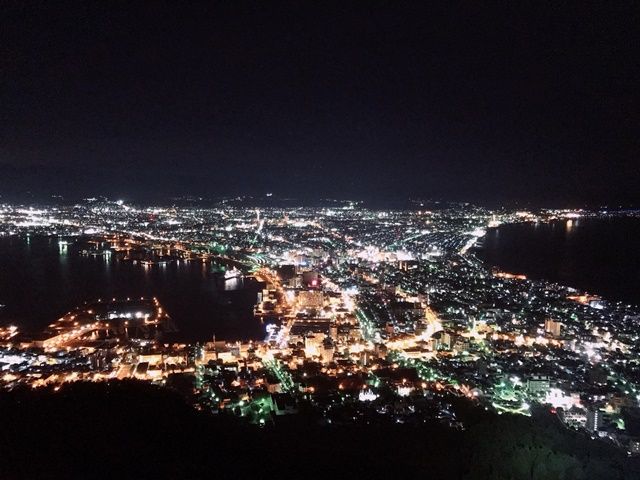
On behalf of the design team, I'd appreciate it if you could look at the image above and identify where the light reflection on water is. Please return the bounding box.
[477,217,640,306]
[0,236,264,342]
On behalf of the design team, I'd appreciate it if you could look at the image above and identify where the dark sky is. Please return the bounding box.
[1,1,639,206]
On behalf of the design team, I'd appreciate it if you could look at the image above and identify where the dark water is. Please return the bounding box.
[0,236,264,341]
[477,217,640,305]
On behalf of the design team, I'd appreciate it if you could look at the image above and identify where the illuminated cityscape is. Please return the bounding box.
[2,200,640,454]
[3,2,640,478]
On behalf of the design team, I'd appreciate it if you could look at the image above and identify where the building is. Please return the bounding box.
[297,290,324,309]
[301,271,320,288]
[433,331,452,351]
[586,407,603,434]
[527,375,551,395]
[320,338,335,363]
[544,318,562,337]
[560,406,587,429]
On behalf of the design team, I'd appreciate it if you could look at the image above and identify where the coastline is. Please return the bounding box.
[474,217,640,308]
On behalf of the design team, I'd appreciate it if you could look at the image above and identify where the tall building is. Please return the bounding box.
[544,318,562,337]
[320,338,334,363]
[433,331,452,350]
[586,407,602,433]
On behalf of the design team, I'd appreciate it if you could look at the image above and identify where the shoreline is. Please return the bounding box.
[473,217,640,308]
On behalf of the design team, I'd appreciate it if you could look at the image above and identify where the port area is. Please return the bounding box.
[27,297,176,349]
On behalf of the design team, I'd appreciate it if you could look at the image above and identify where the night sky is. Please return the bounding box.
[2,2,639,206]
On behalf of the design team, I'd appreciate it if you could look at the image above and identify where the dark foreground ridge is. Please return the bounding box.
[0,381,639,480]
